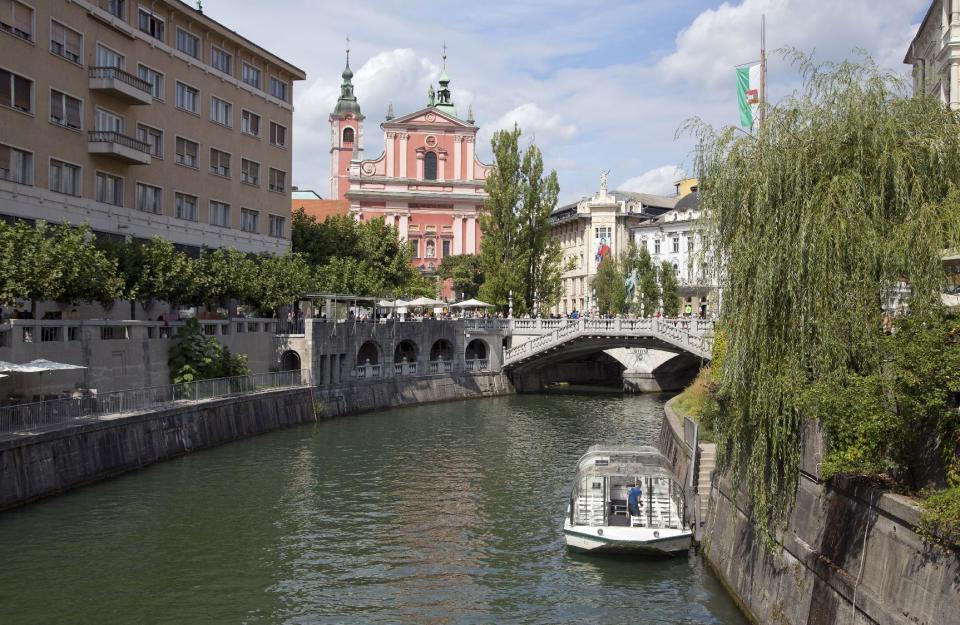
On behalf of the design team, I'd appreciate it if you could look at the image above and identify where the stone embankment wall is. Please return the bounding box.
[702,420,960,625]
[0,387,316,511]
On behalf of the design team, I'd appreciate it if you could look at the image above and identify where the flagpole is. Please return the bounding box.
[759,14,766,129]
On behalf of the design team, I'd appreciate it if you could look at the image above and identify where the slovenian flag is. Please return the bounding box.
[737,63,761,129]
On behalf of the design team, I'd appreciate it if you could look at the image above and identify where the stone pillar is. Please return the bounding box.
[398,213,409,241]
[453,136,462,180]
[465,137,475,180]
[399,133,409,178]
[951,60,960,110]
[439,150,446,180]
[385,131,395,177]
[416,152,424,180]
[453,215,463,254]
[466,215,476,253]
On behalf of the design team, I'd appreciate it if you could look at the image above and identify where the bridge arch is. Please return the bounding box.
[279,350,301,372]
[357,340,381,366]
[429,339,453,361]
[394,339,419,363]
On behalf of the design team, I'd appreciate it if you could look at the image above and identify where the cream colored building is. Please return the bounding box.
[0,0,305,254]
[905,0,960,108]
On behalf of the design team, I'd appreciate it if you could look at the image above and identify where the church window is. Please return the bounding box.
[424,151,438,180]
[342,127,354,143]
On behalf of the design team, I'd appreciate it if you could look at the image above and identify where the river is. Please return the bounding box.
[0,393,748,625]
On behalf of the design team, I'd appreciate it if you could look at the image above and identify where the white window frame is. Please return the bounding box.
[135,180,163,214]
[268,214,286,239]
[137,63,164,100]
[174,191,198,221]
[240,108,260,137]
[0,142,33,185]
[268,167,286,194]
[0,64,34,114]
[211,45,232,74]
[208,199,231,228]
[241,62,260,89]
[240,158,260,186]
[240,207,259,233]
[103,0,126,20]
[209,95,232,127]
[94,170,124,207]
[1,1,34,43]
[175,80,200,115]
[95,41,125,69]
[269,76,287,102]
[269,121,287,148]
[49,88,83,131]
[136,6,164,42]
[208,146,231,178]
[136,123,163,158]
[49,19,83,65]
[175,27,199,59]
[48,157,82,197]
[174,135,199,169]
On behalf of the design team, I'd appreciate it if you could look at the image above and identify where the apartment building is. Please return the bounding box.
[0,0,305,254]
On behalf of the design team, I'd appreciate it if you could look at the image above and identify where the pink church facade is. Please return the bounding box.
[328,53,490,296]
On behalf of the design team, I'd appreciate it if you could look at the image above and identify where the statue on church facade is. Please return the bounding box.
[428,85,436,107]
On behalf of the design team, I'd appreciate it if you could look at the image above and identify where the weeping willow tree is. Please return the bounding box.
[690,52,960,547]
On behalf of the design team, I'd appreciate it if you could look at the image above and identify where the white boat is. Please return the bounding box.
[563,445,693,555]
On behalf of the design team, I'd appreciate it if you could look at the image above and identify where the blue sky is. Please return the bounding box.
[203,0,930,203]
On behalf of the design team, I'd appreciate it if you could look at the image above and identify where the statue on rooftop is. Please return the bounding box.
[600,169,610,193]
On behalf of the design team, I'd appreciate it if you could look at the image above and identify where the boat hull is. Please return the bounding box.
[563,524,692,555]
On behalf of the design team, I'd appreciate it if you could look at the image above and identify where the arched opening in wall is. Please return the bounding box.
[430,339,453,361]
[465,339,488,360]
[394,340,418,364]
[280,350,301,371]
[424,151,438,180]
[342,126,354,144]
[357,341,381,366]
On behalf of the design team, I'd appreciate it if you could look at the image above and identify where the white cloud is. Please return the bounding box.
[618,165,685,196]
[482,103,577,147]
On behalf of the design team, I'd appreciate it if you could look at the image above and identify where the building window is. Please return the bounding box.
[209,148,231,177]
[95,172,123,206]
[425,240,436,258]
[0,144,32,184]
[654,239,661,255]
[0,68,32,113]
[136,182,162,214]
[209,200,230,228]
[240,109,260,136]
[102,0,125,19]
[1,1,33,42]
[268,168,286,193]
[269,76,287,101]
[175,136,198,168]
[137,65,163,100]
[240,158,259,186]
[49,159,80,196]
[175,192,197,221]
[240,208,259,233]
[269,121,286,147]
[50,90,82,131]
[687,236,694,253]
[176,28,199,59]
[241,63,260,89]
[211,46,232,74]
[175,82,199,114]
[50,21,82,63]
[442,239,450,258]
[136,124,162,158]
[94,107,122,132]
[672,237,679,253]
[423,152,438,180]
[95,43,123,69]
[137,7,164,42]
[210,96,231,126]
[269,214,285,238]
[343,127,354,143]
[409,238,420,258]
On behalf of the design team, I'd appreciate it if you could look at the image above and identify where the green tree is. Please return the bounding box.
[479,125,562,314]
[250,253,313,317]
[292,209,360,265]
[438,254,484,299]
[592,255,628,315]
[195,248,258,311]
[635,246,661,317]
[691,52,960,546]
[52,223,122,307]
[659,261,680,317]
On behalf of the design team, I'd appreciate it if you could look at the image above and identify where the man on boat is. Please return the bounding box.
[628,484,643,518]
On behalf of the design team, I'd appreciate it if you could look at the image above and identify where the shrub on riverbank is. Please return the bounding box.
[673,367,717,444]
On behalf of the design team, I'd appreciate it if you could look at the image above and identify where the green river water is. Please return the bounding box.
[0,393,749,625]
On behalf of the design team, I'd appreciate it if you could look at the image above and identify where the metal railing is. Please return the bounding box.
[88,130,152,155]
[89,65,153,94]
[0,369,309,436]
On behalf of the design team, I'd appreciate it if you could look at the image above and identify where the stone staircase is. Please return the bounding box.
[697,443,716,517]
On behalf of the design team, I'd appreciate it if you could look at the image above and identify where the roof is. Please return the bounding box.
[291,190,322,200]
[674,191,699,211]
[293,199,350,222]
[904,1,939,64]
[612,190,680,210]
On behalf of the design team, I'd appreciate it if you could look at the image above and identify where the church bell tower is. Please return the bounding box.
[329,41,363,200]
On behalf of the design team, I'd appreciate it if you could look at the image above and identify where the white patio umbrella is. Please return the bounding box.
[450,298,493,308]
[0,359,86,403]
[377,299,409,308]
[406,297,444,307]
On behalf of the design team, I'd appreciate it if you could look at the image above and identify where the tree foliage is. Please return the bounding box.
[691,52,960,547]
[439,253,485,300]
[593,255,628,315]
[479,125,562,314]
[168,318,249,384]
[659,261,680,317]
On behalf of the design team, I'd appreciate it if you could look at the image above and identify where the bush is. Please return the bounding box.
[168,318,250,384]
[919,486,960,548]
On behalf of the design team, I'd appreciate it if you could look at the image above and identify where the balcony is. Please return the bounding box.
[88,131,152,165]
[88,66,153,105]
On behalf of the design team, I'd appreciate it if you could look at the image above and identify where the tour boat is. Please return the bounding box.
[563,445,693,555]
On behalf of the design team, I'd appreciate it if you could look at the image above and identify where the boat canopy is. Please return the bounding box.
[574,445,676,479]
